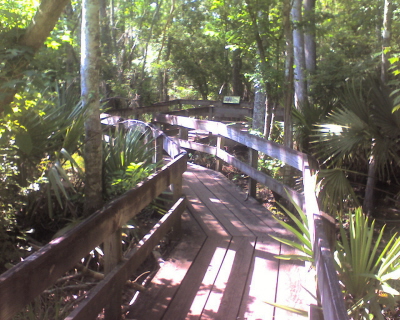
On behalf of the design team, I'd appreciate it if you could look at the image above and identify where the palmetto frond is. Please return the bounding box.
[317,168,360,217]
[103,123,158,199]
[312,76,400,215]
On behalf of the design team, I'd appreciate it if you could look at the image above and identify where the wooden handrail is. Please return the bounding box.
[0,131,187,320]
[152,113,349,320]
[107,99,253,120]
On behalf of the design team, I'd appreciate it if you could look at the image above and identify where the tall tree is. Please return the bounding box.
[291,0,308,109]
[303,0,316,90]
[381,0,393,84]
[283,0,294,148]
[100,0,115,96]
[364,0,394,215]
[81,0,103,215]
[0,0,71,114]
[244,0,269,133]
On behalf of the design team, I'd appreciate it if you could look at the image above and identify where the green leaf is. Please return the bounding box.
[270,235,313,257]
[15,132,33,154]
[392,104,400,113]
[263,301,308,317]
[274,254,313,262]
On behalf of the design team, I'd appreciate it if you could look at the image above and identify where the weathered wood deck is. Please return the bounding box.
[127,163,314,320]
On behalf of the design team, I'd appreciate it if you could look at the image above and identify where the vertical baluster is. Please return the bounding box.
[103,229,122,320]
[248,148,258,198]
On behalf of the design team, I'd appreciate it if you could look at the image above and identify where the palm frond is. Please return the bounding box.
[317,168,360,217]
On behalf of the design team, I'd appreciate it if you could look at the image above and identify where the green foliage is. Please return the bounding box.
[270,197,400,320]
[258,156,284,181]
[103,124,158,199]
[0,84,85,244]
[270,197,313,262]
[106,161,156,198]
[316,168,360,219]
[312,76,400,216]
[336,208,400,320]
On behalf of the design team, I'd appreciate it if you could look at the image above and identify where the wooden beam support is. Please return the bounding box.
[248,148,258,199]
[216,136,225,172]
[103,230,123,320]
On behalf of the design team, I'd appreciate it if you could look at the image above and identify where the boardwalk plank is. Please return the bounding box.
[126,210,206,320]
[184,187,229,237]
[238,237,281,320]
[274,244,312,320]
[201,236,256,320]
[191,164,285,237]
[184,169,251,237]
[161,236,231,320]
[190,166,276,237]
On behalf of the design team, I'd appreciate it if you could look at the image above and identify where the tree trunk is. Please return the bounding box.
[160,36,172,101]
[363,0,394,216]
[283,0,294,149]
[381,0,393,84]
[252,84,266,132]
[232,48,244,97]
[0,0,71,113]
[291,0,308,109]
[100,0,115,97]
[81,0,103,216]
[303,0,316,90]
[363,154,376,216]
[264,99,275,139]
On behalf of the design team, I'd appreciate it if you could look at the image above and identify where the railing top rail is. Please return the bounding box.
[153,114,309,172]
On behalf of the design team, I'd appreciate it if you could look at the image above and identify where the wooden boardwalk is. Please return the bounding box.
[127,163,313,320]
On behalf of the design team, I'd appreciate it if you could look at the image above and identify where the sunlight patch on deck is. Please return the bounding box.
[202,248,236,317]
[188,246,235,318]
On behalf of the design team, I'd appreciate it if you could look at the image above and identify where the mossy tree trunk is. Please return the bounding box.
[81,0,103,216]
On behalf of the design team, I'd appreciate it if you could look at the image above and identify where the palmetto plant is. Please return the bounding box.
[312,76,400,216]
[270,199,400,320]
[103,123,158,199]
[336,208,400,320]
[1,87,85,222]
[269,199,313,262]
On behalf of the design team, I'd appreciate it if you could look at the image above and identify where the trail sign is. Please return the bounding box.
[223,96,240,104]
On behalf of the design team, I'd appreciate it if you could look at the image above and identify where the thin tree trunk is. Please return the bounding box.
[232,48,244,97]
[363,1,394,215]
[381,0,392,84]
[283,0,294,149]
[160,36,172,101]
[291,0,308,109]
[100,0,115,96]
[141,0,162,82]
[81,0,103,216]
[303,0,316,91]
[0,0,71,113]
[252,83,266,132]
[363,154,376,215]
[264,100,275,139]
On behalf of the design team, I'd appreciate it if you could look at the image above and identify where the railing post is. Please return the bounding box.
[215,135,225,172]
[248,148,258,198]
[179,127,189,141]
[170,168,184,241]
[103,230,123,320]
[154,133,164,164]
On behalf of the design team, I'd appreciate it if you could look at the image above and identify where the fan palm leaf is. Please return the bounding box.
[312,76,400,215]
